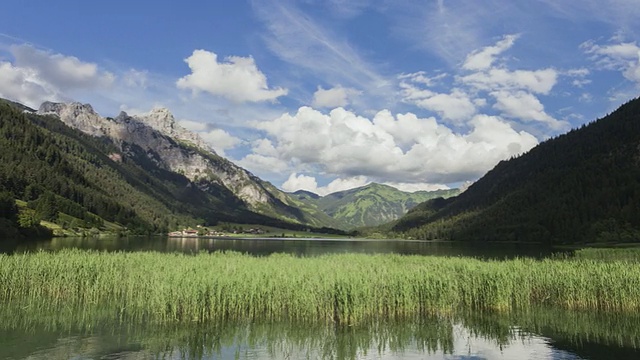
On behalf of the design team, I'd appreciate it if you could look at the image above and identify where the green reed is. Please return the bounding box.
[1,249,639,325]
[571,247,640,262]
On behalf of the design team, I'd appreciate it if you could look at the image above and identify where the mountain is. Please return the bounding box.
[35,101,340,229]
[391,97,640,245]
[0,99,342,238]
[290,183,460,229]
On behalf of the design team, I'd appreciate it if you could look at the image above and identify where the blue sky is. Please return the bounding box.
[1,0,639,195]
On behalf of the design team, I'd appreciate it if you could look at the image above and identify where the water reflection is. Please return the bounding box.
[1,305,638,360]
[3,236,557,259]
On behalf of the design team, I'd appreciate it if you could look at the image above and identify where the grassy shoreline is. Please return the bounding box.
[2,250,639,325]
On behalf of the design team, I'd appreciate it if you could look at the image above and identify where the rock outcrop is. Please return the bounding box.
[37,102,274,209]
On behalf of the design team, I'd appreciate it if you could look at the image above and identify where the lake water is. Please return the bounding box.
[1,235,559,259]
[2,307,639,360]
[2,236,633,360]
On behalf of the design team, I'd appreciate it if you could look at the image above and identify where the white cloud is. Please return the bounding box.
[238,153,290,174]
[312,85,361,108]
[463,34,519,70]
[200,129,241,157]
[178,119,207,132]
[398,35,566,132]
[251,1,393,110]
[282,173,320,193]
[123,69,149,88]
[583,40,640,84]
[398,0,488,66]
[0,61,60,107]
[401,84,477,122]
[491,90,567,130]
[0,44,114,107]
[10,44,114,90]
[460,68,558,95]
[281,173,369,196]
[178,119,241,157]
[398,72,448,87]
[176,49,288,103]
[244,106,538,184]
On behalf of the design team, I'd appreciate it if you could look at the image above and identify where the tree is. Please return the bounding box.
[0,191,17,222]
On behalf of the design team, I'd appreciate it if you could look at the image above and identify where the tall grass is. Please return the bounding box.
[572,247,640,262]
[1,250,639,325]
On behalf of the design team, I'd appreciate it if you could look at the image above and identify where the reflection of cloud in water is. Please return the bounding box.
[255,325,579,360]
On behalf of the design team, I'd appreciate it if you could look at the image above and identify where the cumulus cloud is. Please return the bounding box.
[9,44,114,90]
[281,173,369,196]
[199,129,241,157]
[312,85,361,108]
[238,153,290,174]
[399,35,563,132]
[245,106,538,184]
[582,40,640,84]
[176,49,288,102]
[463,34,519,70]
[0,44,114,107]
[0,61,60,107]
[178,119,241,157]
[400,83,477,122]
[491,91,567,130]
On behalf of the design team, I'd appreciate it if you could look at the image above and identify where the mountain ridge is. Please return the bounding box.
[0,98,350,239]
[289,182,460,229]
[390,97,640,244]
[35,101,339,228]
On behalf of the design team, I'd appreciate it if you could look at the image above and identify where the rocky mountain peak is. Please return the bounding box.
[140,107,176,133]
[134,108,211,152]
[115,111,130,122]
[37,101,105,136]
[39,101,97,117]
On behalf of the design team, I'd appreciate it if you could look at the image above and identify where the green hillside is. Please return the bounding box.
[391,97,640,245]
[290,183,459,229]
[0,100,344,239]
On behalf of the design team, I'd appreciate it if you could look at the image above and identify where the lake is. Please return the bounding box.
[2,236,634,360]
[1,235,558,259]
[2,306,639,360]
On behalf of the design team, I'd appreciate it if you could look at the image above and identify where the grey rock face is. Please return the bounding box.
[37,102,272,207]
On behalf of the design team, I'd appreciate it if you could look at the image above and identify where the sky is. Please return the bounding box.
[1,0,639,195]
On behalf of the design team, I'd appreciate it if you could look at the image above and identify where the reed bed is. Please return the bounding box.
[571,247,640,262]
[1,250,639,325]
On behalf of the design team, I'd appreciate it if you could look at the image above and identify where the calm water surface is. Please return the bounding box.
[2,237,631,360]
[1,308,638,360]
[2,235,558,259]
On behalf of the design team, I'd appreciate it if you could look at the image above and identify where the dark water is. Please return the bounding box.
[3,237,629,360]
[1,235,558,259]
[1,306,639,360]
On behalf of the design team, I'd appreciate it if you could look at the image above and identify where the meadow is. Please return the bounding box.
[1,249,639,325]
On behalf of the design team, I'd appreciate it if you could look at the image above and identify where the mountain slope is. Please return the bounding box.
[392,97,640,245]
[0,100,343,236]
[35,102,337,229]
[290,183,460,229]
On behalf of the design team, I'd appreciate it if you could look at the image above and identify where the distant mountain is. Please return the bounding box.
[292,190,321,200]
[290,183,460,229]
[391,97,640,245]
[0,99,343,238]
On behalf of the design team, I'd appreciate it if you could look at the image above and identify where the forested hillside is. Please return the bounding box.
[392,97,640,245]
[0,100,343,238]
